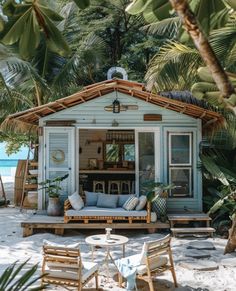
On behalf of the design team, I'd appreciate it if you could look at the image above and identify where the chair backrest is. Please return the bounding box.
[140,234,171,263]
[42,244,82,277]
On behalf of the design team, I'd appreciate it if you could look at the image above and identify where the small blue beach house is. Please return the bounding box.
[7,79,223,212]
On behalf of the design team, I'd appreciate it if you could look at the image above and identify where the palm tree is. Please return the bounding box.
[126,0,236,102]
[0,2,106,151]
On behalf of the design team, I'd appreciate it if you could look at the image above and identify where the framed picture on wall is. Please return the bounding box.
[88,158,97,169]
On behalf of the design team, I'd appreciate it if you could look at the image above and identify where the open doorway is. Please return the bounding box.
[78,129,135,195]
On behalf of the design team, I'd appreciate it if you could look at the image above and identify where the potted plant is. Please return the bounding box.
[142,181,175,222]
[39,174,69,216]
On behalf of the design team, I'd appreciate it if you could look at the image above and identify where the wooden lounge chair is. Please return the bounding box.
[42,244,99,290]
[117,234,177,291]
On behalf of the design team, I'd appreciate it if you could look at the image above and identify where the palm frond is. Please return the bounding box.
[142,17,181,39]
[52,33,106,92]
[210,18,236,69]
[145,41,202,91]
[0,260,45,291]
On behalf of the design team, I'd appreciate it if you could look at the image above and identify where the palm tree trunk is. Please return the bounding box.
[224,216,236,254]
[169,0,235,99]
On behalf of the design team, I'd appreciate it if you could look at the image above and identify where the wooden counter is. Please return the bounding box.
[80,169,135,174]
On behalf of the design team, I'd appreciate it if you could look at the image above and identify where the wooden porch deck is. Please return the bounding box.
[21,215,169,237]
[21,212,215,237]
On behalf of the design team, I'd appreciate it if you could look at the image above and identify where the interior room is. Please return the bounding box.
[79,129,135,195]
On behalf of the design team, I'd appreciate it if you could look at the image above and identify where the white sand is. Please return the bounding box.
[0,207,235,291]
[0,180,235,290]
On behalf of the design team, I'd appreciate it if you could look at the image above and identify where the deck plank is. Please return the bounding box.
[21,215,169,237]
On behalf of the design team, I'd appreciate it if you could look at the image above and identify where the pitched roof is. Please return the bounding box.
[7,79,224,130]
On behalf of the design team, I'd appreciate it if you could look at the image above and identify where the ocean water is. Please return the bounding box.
[0,159,18,176]
[0,142,30,177]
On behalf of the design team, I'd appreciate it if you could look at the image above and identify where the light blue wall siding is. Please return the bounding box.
[40,92,197,127]
[40,92,202,211]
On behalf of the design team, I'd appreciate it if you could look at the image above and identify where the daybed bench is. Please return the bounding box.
[64,192,151,224]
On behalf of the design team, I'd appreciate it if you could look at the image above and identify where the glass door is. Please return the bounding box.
[135,129,160,196]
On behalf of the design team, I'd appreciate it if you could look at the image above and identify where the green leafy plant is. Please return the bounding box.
[0,259,46,291]
[200,150,236,233]
[141,180,175,202]
[39,174,69,198]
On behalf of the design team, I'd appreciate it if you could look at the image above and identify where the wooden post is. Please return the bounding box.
[0,175,7,205]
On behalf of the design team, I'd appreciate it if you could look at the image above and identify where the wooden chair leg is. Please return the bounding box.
[169,250,178,287]
[78,282,82,291]
[118,272,123,287]
[95,272,98,290]
[148,278,155,291]
[171,268,178,287]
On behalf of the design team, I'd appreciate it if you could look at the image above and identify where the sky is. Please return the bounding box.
[0,143,29,159]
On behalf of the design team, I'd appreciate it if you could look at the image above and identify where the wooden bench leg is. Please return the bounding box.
[23,227,33,237]
[55,228,64,236]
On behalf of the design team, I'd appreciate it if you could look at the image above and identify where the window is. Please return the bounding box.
[104,143,135,163]
[168,133,193,198]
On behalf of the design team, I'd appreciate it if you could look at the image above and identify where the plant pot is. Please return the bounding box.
[47,197,61,216]
[151,197,167,220]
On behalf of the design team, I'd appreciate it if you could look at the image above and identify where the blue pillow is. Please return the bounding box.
[97,193,118,208]
[85,191,98,206]
[118,194,134,207]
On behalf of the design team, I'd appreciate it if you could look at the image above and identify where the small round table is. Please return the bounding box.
[85,234,129,263]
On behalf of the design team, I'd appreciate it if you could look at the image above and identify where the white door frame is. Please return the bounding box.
[43,127,75,207]
[77,126,160,195]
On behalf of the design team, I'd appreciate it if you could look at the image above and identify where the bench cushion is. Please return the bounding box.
[65,207,147,217]
[97,193,118,208]
[84,191,98,206]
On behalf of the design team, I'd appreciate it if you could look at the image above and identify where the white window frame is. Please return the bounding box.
[169,132,192,166]
[167,131,194,199]
[169,167,192,197]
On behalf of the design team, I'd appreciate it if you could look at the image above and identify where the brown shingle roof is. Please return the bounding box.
[7,79,224,130]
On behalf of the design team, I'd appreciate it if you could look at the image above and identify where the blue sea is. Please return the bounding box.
[0,143,29,177]
[0,159,18,176]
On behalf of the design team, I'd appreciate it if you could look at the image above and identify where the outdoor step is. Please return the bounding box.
[24,184,38,189]
[171,227,215,234]
[27,174,38,178]
[168,214,211,221]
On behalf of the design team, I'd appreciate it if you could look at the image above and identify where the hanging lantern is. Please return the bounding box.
[112,99,120,113]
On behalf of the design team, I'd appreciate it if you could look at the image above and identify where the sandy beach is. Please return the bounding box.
[0,180,235,291]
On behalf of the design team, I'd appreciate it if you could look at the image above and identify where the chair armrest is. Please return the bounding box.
[64,199,72,212]
[146,201,151,223]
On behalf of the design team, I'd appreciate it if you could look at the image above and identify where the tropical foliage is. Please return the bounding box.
[126,0,236,107]
[200,148,236,234]
[39,173,69,198]
[0,260,45,290]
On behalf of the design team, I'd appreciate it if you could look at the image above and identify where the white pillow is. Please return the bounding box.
[123,196,139,211]
[68,192,84,210]
[135,195,147,211]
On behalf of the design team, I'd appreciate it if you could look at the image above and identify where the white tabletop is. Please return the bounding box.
[85,234,129,247]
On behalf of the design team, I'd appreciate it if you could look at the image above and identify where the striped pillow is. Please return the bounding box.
[123,196,139,211]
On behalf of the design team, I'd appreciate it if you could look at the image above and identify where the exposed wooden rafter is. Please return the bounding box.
[6,79,223,130]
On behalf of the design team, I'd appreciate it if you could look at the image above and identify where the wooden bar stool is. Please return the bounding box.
[131,180,135,194]
[108,181,120,194]
[120,180,131,194]
[93,181,105,193]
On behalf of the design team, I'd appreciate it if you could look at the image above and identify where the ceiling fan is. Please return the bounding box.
[104,104,138,112]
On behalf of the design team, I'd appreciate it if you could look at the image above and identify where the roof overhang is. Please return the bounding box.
[5,79,224,131]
